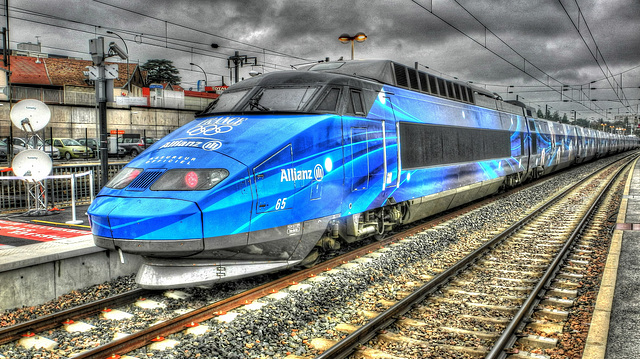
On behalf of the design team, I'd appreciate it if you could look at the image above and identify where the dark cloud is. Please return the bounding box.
[7,0,640,118]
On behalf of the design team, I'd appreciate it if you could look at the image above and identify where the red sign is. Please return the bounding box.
[110,130,125,135]
[0,220,89,242]
[214,86,228,92]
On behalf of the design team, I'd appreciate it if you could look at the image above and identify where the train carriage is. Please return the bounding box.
[87,59,638,289]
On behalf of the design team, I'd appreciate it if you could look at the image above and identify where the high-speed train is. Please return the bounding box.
[87,60,638,289]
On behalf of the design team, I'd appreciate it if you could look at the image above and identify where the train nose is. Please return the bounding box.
[88,197,204,257]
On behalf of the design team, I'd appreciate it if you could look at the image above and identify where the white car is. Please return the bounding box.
[10,137,61,160]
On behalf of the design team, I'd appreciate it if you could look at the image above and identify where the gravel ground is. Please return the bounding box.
[0,155,625,359]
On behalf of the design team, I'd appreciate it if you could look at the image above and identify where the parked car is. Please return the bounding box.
[130,137,157,156]
[0,138,29,163]
[116,136,140,156]
[0,139,24,162]
[76,137,126,157]
[9,137,61,160]
[45,138,93,160]
[117,136,156,156]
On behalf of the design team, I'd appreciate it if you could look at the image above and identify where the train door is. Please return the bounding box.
[253,144,295,214]
[380,94,399,192]
[349,127,370,191]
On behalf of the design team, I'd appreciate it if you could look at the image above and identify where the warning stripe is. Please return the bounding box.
[0,219,89,242]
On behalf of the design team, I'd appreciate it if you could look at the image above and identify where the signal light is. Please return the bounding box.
[185,171,199,188]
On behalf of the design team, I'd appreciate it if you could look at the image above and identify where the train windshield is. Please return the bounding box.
[205,86,320,114]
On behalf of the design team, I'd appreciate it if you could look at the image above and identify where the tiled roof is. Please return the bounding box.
[1,55,141,88]
[1,55,51,85]
[45,58,140,88]
[44,58,94,87]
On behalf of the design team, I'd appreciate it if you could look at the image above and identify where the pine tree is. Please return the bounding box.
[142,59,181,85]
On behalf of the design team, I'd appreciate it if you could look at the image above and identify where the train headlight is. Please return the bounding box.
[105,167,142,189]
[151,169,229,191]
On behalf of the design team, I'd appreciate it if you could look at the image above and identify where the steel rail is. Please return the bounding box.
[0,288,150,345]
[69,167,538,358]
[1,156,624,357]
[485,155,635,359]
[316,155,636,359]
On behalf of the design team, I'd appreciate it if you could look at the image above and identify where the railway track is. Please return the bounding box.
[0,155,632,358]
[315,156,632,359]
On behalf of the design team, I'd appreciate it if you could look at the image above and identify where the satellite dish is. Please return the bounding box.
[12,149,53,181]
[10,99,51,132]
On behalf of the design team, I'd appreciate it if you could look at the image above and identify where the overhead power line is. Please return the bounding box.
[556,0,631,109]
[409,0,609,117]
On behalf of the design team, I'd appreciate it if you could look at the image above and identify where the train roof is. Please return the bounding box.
[226,67,383,92]
[227,59,530,117]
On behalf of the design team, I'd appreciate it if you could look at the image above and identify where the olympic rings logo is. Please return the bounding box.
[187,124,234,136]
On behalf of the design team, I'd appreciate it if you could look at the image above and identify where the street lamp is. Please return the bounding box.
[190,62,208,91]
[106,30,130,93]
[338,32,367,60]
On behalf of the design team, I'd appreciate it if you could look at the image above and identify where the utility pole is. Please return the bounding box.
[89,37,109,186]
[89,37,126,186]
[227,51,257,84]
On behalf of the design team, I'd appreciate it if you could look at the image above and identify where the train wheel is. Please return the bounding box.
[297,248,320,268]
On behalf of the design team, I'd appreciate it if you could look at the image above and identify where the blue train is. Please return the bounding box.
[87,60,638,289]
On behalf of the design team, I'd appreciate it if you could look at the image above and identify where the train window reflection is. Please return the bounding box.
[205,89,249,113]
[245,87,319,112]
[316,88,341,112]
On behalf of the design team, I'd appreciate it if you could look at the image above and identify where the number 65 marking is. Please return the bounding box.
[276,197,287,210]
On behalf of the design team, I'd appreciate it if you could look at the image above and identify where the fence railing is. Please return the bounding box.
[10,85,211,111]
[0,162,126,213]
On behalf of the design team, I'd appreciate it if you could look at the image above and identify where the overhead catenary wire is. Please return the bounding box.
[409,0,639,118]
[6,5,293,72]
[556,0,631,109]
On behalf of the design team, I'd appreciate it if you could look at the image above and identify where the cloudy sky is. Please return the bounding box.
[4,0,640,121]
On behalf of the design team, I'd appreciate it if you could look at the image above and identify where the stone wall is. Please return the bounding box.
[0,102,198,140]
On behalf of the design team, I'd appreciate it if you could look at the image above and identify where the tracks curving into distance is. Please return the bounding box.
[0,154,634,359]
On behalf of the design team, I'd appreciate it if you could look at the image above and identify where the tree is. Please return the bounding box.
[142,59,181,85]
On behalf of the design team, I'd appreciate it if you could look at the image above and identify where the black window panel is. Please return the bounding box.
[316,88,341,112]
[394,64,409,87]
[419,72,429,93]
[350,90,365,115]
[437,78,447,97]
[460,86,468,102]
[428,75,438,95]
[446,81,455,99]
[399,123,511,169]
[467,88,474,102]
[408,68,419,90]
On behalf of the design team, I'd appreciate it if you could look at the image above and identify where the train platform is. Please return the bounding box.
[0,204,142,311]
[583,157,640,359]
[0,204,91,249]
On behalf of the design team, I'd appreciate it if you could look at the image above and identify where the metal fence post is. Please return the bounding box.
[66,173,83,225]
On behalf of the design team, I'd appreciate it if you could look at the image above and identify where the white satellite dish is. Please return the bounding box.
[10,99,51,132]
[12,149,53,181]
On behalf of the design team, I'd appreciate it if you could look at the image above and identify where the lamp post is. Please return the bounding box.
[338,32,367,60]
[106,30,130,93]
[190,62,208,91]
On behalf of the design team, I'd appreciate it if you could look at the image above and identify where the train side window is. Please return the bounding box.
[460,86,468,102]
[428,75,438,95]
[437,78,447,97]
[348,90,365,116]
[419,72,429,93]
[446,81,455,99]
[315,88,341,112]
